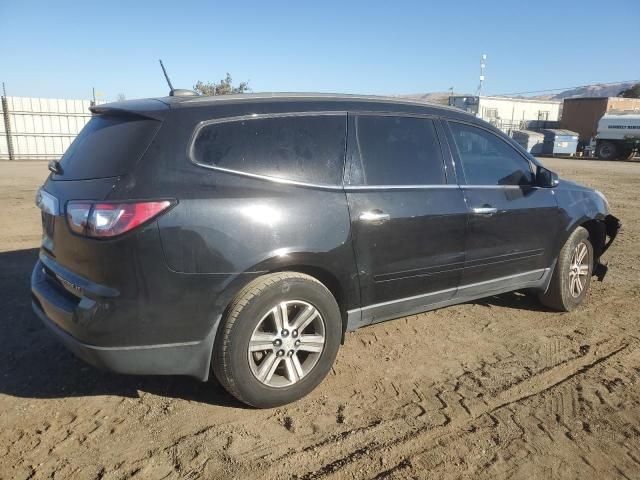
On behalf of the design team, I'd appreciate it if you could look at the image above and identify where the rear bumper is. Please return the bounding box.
[31,259,218,380]
[32,300,216,380]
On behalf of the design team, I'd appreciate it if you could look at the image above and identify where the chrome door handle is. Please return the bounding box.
[472,207,498,216]
[359,210,390,224]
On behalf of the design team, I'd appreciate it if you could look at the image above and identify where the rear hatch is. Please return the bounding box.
[38,99,168,280]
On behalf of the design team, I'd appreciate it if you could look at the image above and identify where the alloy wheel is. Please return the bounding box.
[568,242,589,298]
[248,300,325,387]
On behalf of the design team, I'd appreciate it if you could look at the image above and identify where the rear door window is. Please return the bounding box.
[54,115,160,180]
[448,122,534,186]
[191,114,347,185]
[347,115,445,186]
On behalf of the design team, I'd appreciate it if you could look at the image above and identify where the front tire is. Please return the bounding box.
[212,272,342,408]
[538,226,593,311]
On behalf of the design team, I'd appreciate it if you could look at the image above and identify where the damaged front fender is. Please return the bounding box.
[603,214,621,255]
[593,214,621,281]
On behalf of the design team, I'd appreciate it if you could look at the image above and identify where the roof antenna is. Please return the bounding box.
[158,59,199,97]
[159,59,174,92]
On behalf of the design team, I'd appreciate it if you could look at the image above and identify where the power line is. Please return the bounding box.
[493,79,640,97]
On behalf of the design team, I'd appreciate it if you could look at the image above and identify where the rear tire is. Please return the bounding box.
[538,227,593,312]
[212,272,342,408]
[596,141,618,160]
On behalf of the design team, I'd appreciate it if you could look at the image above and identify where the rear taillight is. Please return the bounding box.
[66,200,173,238]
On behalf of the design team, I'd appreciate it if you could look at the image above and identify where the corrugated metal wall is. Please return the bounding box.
[561,97,640,142]
[0,96,100,161]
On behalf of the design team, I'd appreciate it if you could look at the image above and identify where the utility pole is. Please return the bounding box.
[475,53,487,97]
[1,82,15,161]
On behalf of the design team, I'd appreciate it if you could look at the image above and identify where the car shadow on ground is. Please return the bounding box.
[473,290,552,312]
[0,248,246,409]
[0,248,548,407]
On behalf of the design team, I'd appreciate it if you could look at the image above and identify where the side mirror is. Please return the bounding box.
[536,165,559,188]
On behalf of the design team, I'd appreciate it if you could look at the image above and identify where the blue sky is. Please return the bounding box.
[1,0,639,101]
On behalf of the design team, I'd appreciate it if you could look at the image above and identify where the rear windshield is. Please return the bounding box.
[52,115,160,180]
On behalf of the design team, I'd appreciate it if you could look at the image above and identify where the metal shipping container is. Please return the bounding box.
[511,129,545,154]
[541,129,579,155]
[560,97,640,143]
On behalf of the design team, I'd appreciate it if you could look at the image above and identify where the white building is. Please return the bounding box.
[448,95,562,133]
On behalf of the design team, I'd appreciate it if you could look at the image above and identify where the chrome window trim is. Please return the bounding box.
[188,111,454,191]
[344,184,459,191]
[188,112,543,192]
[188,111,348,190]
[345,184,537,191]
[191,163,346,191]
[460,184,539,190]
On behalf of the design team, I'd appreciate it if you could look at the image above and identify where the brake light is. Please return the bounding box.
[66,200,173,238]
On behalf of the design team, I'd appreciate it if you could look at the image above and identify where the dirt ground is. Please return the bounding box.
[1,158,639,480]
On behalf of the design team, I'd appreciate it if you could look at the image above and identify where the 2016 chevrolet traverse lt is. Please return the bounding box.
[32,93,620,407]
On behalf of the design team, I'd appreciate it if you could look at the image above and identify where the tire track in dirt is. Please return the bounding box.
[294,341,629,479]
[370,340,640,479]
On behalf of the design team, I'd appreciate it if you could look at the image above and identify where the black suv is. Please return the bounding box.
[32,93,620,407]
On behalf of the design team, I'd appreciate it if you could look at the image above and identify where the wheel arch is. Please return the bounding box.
[214,258,358,346]
[561,214,617,269]
[549,217,598,283]
[580,218,607,261]
[269,264,352,338]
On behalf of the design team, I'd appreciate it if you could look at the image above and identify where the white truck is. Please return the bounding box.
[595,113,640,160]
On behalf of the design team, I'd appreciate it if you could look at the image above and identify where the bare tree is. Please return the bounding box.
[116,93,126,102]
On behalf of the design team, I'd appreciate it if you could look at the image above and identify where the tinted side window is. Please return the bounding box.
[449,122,534,186]
[349,116,445,186]
[191,115,346,185]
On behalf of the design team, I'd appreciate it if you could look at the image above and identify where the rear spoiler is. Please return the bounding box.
[89,98,170,121]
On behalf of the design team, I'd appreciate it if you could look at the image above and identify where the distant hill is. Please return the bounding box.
[398,82,637,104]
[534,81,637,100]
[550,81,636,99]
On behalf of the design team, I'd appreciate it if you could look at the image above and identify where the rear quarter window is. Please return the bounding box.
[190,114,347,185]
